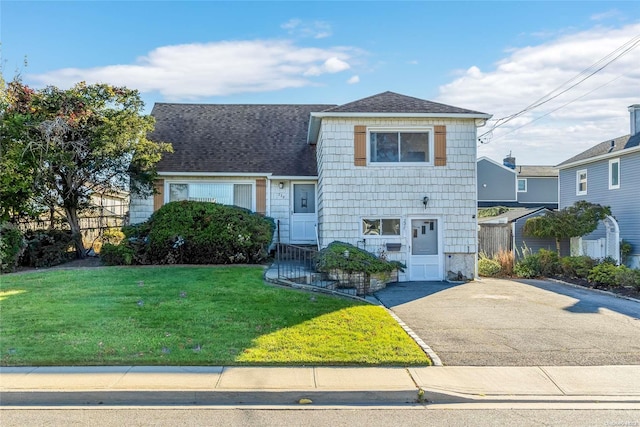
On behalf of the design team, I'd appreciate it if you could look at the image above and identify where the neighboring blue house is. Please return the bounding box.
[477,155,558,209]
[556,104,640,268]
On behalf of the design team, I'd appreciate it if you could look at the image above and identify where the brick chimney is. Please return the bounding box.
[503,152,516,169]
[629,104,640,136]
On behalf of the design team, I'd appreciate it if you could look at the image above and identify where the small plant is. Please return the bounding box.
[560,256,596,279]
[620,240,633,265]
[614,265,640,290]
[100,243,135,265]
[514,253,541,278]
[588,262,618,287]
[102,228,125,245]
[0,223,25,273]
[494,249,514,276]
[478,255,501,277]
[537,249,560,277]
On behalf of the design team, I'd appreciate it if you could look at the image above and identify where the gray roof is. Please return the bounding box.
[478,207,549,223]
[557,134,639,167]
[323,91,488,115]
[151,103,335,176]
[516,165,558,177]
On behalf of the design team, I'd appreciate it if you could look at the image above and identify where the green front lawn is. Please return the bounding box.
[0,266,430,366]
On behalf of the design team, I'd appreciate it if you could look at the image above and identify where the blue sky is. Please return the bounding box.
[2,1,640,164]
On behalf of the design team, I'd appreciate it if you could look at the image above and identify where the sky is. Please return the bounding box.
[2,1,639,166]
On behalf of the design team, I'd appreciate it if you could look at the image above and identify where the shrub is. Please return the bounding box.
[127,201,275,265]
[614,265,640,290]
[514,253,541,278]
[20,230,75,268]
[100,242,135,265]
[316,241,405,274]
[620,240,633,265]
[478,256,501,277]
[0,223,25,273]
[494,249,514,276]
[102,228,125,245]
[588,262,618,287]
[537,249,560,277]
[560,256,596,279]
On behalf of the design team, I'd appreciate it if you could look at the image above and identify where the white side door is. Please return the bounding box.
[290,183,317,243]
[409,218,443,281]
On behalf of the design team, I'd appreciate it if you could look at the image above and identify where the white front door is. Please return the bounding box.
[290,183,317,243]
[409,218,443,281]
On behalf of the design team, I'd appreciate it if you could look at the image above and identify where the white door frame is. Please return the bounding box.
[289,181,318,244]
[407,215,444,281]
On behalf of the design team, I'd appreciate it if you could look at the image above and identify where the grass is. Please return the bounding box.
[0,266,430,366]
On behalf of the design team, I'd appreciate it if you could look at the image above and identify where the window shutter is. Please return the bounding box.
[354,125,367,166]
[153,179,164,211]
[255,179,267,215]
[434,125,447,166]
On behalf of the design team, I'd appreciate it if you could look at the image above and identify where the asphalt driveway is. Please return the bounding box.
[374,278,640,366]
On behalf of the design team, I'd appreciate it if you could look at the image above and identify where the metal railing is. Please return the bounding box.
[275,243,318,285]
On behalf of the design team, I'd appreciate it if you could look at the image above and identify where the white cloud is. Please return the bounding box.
[29,40,357,100]
[347,75,360,84]
[303,56,350,76]
[281,19,332,39]
[438,23,640,165]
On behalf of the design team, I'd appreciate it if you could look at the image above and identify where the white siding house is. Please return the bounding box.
[130,92,491,281]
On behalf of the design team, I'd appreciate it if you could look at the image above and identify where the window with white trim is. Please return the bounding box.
[576,170,587,195]
[369,129,433,164]
[362,218,401,236]
[517,178,527,192]
[609,158,620,189]
[168,182,253,210]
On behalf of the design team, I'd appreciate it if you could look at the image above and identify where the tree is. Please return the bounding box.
[1,78,172,257]
[522,201,612,254]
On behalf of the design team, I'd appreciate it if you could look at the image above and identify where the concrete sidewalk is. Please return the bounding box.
[2,365,640,406]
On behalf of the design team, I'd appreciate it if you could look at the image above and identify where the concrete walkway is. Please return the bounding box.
[2,365,640,406]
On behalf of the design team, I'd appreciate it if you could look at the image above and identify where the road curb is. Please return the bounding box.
[0,389,421,406]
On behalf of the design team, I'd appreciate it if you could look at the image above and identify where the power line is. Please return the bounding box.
[478,32,640,144]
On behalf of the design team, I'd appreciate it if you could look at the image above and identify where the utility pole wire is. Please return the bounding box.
[478,32,640,143]
[481,73,624,144]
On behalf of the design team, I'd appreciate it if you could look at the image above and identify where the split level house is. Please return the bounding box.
[556,104,640,268]
[129,92,492,281]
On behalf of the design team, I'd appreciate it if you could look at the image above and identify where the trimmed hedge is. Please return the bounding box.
[103,201,275,265]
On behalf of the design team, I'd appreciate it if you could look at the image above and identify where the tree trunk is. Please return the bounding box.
[555,238,562,256]
[65,206,86,259]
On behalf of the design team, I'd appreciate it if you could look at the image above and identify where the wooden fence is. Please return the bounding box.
[478,223,512,258]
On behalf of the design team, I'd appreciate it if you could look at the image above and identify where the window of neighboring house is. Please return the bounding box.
[517,178,527,192]
[369,129,432,164]
[576,170,587,195]
[168,182,253,210]
[362,218,401,236]
[609,158,620,189]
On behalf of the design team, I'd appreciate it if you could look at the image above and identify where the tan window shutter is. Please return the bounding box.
[256,179,267,215]
[354,125,367,166]
[153,179,164,211]
[434,125,447,166]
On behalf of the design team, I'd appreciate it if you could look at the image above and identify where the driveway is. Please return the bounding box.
[374,278,640,366]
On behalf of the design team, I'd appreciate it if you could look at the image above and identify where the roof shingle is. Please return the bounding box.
[323,91,488,115]
[151,103,335,176]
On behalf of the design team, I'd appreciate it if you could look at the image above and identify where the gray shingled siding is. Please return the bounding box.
[477,159,516,202]
[517,177,558,204]
[559,150,640,260]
